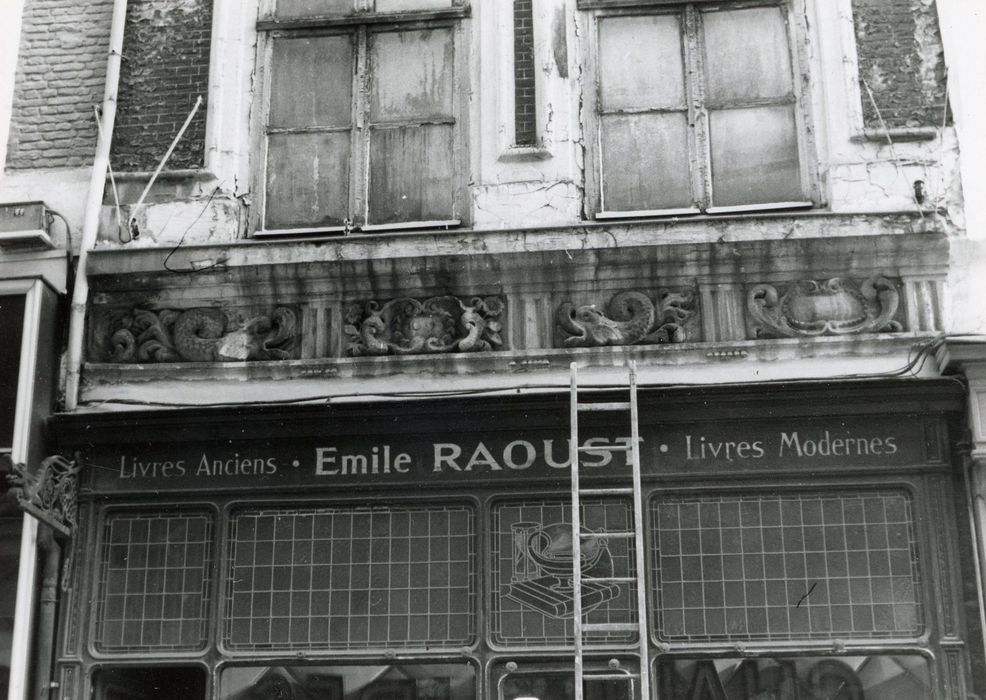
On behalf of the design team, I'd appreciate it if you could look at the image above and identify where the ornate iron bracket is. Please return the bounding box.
[7,454,79,541]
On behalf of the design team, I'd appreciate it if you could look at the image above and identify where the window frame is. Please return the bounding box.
[250,2,470,238]
[580,0,818,220]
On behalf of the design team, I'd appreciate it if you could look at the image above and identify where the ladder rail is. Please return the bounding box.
[570,361,651,700]
[629,361,651,699]
[570,363,585,700]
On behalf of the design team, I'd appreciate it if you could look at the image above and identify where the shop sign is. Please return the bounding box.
[81,414,945,494]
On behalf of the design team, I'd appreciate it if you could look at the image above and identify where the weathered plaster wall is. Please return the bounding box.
[5,0,114,169]
[111,0,213,171]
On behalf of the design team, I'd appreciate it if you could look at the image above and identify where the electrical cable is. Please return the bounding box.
[75,334,959,411]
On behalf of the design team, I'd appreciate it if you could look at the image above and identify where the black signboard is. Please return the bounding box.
[79,411,948,495]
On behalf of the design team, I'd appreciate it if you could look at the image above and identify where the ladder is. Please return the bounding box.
[570,361,650,700]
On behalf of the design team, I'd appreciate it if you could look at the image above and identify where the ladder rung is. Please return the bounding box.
[582,576,636,583]
[581,622,639,633]
[581,673,640,681]
[577,401,631,412]
[578,443,632,452]
[579,487,633,496]
[580,530,634,539]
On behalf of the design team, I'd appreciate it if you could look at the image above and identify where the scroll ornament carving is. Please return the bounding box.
[101,306,298,362]
[747,276,902,338]
[556,290,697,347]
[345,296,505,356]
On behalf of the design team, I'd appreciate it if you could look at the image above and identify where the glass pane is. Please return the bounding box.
[709,105,804,207]
[651,492,922,642]
[370,27,454,121]
[368,124,455,224]
[265,132,350,229]
[0,296,24,448]
[275,0,353,19]
[490,499,637,647]
[94,667,206,700]
[376,0,453,11]
[502,671,633,700]
[703,6,794,104]
[0,518,21,693]
[94,512,214,653]
[223,505,476,650]
[660,656,933,700]
[220,663,475,700]
[270,35,353,129]
[600,113,692,211]
[599,14,685,111]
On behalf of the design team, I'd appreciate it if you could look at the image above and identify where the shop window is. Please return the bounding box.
[499,668,634,700]
[218,661,475,700]
[581,1,811,218]
[0,295,24,451]
[223,504,477,651]
[94,511,215,653]
[658,655,932,699]
[92,666,207,700]
[257,0,467,234]
[489,498,637,648]
[650,491,923,642]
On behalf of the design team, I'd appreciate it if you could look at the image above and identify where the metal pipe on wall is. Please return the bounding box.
[63,0,128,412]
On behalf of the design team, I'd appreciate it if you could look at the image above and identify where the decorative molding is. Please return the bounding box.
[556,290,697,347]
[93,306,299,362]
[7,454,79,540]
[747,276,901,338]
[344,296,505,356]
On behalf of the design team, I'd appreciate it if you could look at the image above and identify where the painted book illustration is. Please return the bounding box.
[506,521,620,618]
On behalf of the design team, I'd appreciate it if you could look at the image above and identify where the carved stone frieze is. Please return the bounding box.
[556,290,697,347]
[747,276,902,338]
[93,305,298,362]
[345,296,505,356]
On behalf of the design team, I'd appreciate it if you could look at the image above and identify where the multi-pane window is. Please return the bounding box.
[583,1,810,217]
[257,1,466,234]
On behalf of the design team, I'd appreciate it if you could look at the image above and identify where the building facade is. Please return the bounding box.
[2,0,986,699]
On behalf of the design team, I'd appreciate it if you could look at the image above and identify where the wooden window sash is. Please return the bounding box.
[590,1,808,218]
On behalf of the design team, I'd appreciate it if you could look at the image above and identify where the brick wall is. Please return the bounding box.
[513,0,536,146]
[5,0,114,170]
[853,0,949,129]
[111,0,213,171]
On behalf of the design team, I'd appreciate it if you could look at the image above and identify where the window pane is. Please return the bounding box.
[220,663,475,700]
[370,27,454,121]
[599,14,685,111]
[223,505,476,650]
[368,124,455,224]
[275,0,353,19]
[490,499,637,647]
[600,112,692,211]
[660,656,933,700]
[95,511,214,653]
[94,667,206,700]
[376,0,454,11]
[709,105,803,206]
[703,6,794,104]
[270,35,353,129]
[265,132,350,229]
[651,492,922,643]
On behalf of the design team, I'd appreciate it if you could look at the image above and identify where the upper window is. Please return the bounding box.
[255,0,467,235]
[582,1,811,218]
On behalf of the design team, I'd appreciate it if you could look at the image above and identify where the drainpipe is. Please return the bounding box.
[32,528,61,700]
[64,0,128,411]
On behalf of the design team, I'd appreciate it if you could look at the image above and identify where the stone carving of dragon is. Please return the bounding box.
[556,290,696,347]
[103,306,297,362]
[345,295,505,356]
